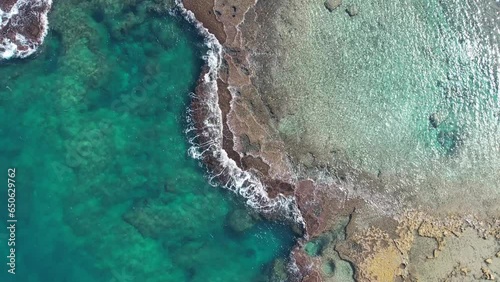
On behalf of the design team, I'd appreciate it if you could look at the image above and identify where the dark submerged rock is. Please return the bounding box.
[226,208,256,233]
[429,112,447,128]
[268,259,289,282]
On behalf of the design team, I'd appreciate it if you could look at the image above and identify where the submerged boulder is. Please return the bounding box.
[346,4,359,17]
[226,208,256,233]
[429,112,447,128]
[324,0,342,12]
[437,130,461,155]
[268,259,289,282]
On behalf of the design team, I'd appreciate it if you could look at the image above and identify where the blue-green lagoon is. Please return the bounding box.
[0,1,295,281]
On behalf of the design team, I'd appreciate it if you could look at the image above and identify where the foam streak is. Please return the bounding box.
[175,0,304,224]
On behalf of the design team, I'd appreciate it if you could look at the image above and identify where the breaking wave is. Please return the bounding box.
[174,0,304,225]
[0,0,52,59]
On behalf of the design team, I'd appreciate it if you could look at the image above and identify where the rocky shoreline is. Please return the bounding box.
[2,0,497,280]
[0,0,52,59]
[178,1,301,222]
[182,0,500,281]
[179,0,368,280]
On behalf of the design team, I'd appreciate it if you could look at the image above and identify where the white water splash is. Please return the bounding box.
[0,0,52,59]
[175,0,304,225]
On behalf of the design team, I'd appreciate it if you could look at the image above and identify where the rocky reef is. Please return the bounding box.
[0,0,52,59]
[183,0,500,281]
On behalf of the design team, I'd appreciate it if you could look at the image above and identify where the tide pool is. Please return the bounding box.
[0,1,295,281]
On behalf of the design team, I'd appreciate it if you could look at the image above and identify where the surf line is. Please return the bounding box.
[174,0,305,225]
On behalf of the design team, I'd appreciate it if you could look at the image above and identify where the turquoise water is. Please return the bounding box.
[0,1,295,281]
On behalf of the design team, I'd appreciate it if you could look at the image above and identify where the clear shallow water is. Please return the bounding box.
[274,0,499,210]
[0,2,295,281]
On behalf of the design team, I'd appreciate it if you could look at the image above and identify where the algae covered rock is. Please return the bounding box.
[268,259,289,282]
[226,208,256,233]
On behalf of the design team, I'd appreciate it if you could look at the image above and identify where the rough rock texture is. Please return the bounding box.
[0,0,52,59]
[184,0,297,200]
[345,4,359,17]
[324,0,342,12]
[183,0,500,281]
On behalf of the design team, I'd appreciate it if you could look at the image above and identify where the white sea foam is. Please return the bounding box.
[175,0,304,225]
[0,0,52,59]
[0,4,19,29]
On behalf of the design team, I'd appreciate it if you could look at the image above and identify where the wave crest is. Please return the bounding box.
[175,0,304,225]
